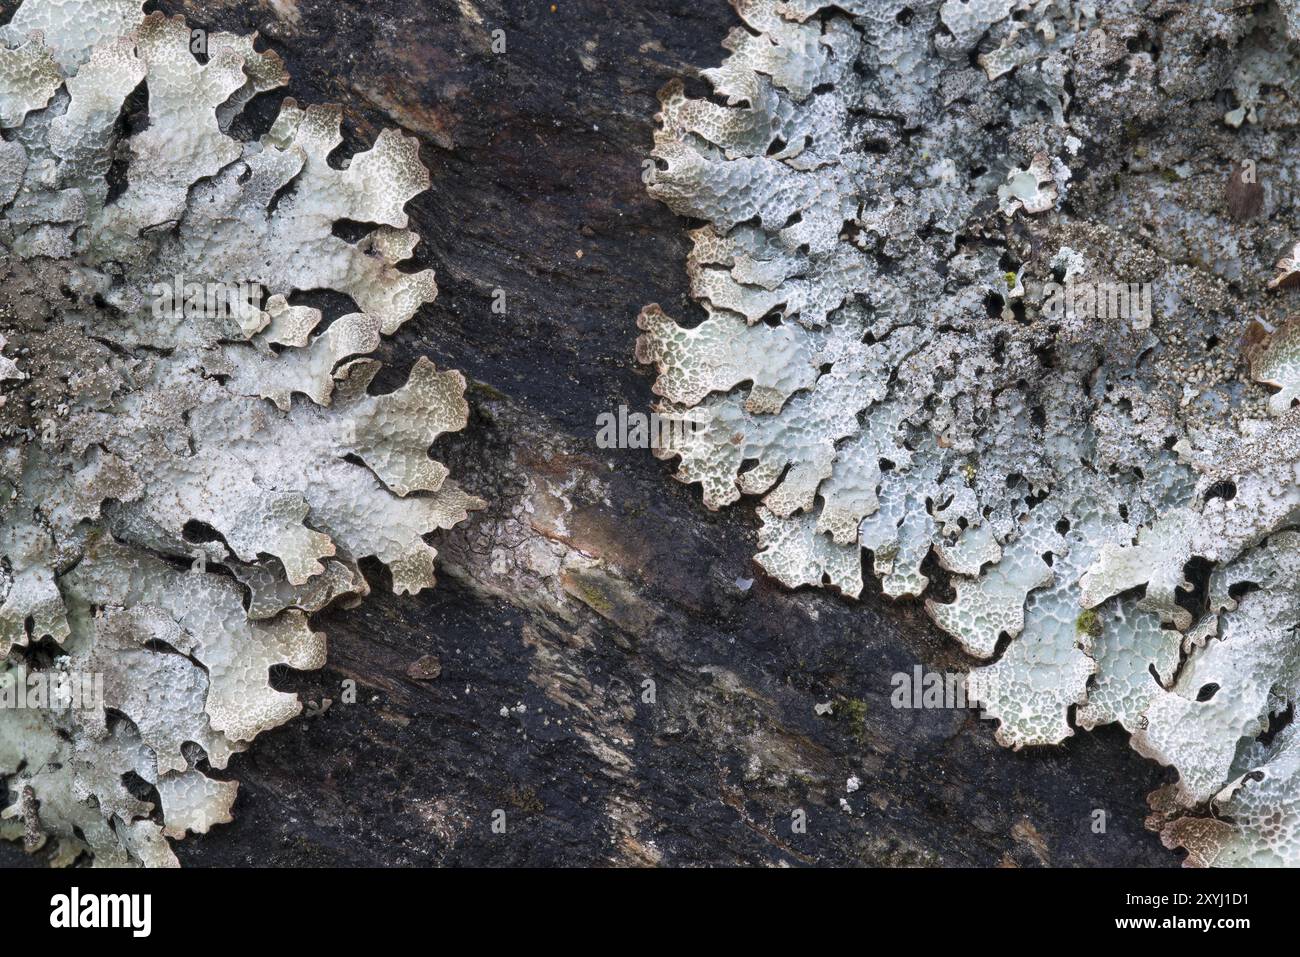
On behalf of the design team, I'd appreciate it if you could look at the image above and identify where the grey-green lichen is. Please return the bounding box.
[639,0,1300,866]
[0,0,480,865]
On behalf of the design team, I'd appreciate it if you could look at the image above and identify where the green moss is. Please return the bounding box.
[835,696,869,742]
[506,784,544,814]
[573,579,613,613]
[1076,608,1103,640]
[469,379,507,402]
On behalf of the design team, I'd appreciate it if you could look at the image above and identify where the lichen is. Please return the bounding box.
[0,0,480,865]
[639,0,1300,865]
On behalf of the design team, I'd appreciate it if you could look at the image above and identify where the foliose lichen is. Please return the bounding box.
[639,0,1300,865]
[0,0,480,865]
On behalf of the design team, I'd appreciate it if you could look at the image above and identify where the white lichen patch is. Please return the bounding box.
[640,0,1300,865]
[0,0,480,865]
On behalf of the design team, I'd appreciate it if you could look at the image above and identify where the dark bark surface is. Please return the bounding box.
[3,0,1181,867]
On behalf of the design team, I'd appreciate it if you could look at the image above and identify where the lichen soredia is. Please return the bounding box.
[638,0,1300,866]
[0,0,481,865]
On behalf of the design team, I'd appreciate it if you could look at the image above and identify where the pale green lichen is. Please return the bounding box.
[640,0,1300,866]
[0,0,479,865]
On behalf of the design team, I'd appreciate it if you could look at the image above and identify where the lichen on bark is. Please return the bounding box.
[639,0,1300,865]
[0,0,479,865]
